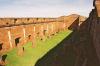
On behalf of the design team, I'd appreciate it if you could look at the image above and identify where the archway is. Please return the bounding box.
[15,37,21,46]
[0,43,3,51]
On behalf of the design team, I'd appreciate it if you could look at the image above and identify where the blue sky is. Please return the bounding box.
[0,0,93,17]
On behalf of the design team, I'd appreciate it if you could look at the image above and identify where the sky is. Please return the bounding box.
[0,0,93,17]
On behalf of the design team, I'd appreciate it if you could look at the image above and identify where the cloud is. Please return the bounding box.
[0,0,94,17]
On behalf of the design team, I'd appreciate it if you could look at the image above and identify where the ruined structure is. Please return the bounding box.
[0,13,85,65]
[0,18,61,53]
[89,0,100,63]
[1,0,99,66]
[35,0,100,66]
[0,14,84,54]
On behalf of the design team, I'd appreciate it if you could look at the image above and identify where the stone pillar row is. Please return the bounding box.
[0,21,67,55]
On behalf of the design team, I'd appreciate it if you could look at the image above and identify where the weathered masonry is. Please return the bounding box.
[0,15,85,55]
[0,18,60,54]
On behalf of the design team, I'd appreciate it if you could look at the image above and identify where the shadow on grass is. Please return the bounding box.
[35,16,100,66]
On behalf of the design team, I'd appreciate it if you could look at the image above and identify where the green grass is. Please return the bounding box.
[6,30,72,66]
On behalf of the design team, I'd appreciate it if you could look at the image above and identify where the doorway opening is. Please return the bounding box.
[15,37,20,46]
[2,55,7,62]
[28,35,31,40]
[0,54,7,65]
[0,43,3,51]
[43,30,46,36]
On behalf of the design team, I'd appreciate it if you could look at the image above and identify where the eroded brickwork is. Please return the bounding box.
[0,15,83,56]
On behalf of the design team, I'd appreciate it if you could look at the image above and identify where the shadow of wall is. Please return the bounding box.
[35,12,100,66]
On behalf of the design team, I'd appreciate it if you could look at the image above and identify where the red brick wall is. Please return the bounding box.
[0,16,81,55]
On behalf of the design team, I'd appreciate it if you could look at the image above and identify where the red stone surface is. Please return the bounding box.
[0,13,86,56]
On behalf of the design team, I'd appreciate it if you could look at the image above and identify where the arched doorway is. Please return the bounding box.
[0,43,3,51]
[15,37,21,46]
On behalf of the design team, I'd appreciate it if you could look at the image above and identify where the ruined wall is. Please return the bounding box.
[0,16,78,55]
[88,0,100,62]
[0,14,85,66]
[34,0,100,66]
[0,18,67,54]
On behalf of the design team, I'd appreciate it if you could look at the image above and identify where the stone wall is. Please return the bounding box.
[0,15,83,55]
[88,0,100,62]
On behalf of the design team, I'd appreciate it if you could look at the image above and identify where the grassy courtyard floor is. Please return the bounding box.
[6,30,72,66]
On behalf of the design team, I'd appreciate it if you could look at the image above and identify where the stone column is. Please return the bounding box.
[46,24,49,35]
[7,28,12,48]
[17,46,24,56]
[63,23,66,30]
[32,26,36,47]
[51,24,54,35]
[40,25,45,41]
[22,26,26,43]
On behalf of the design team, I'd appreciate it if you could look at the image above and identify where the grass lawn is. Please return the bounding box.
[6,30,72,66]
